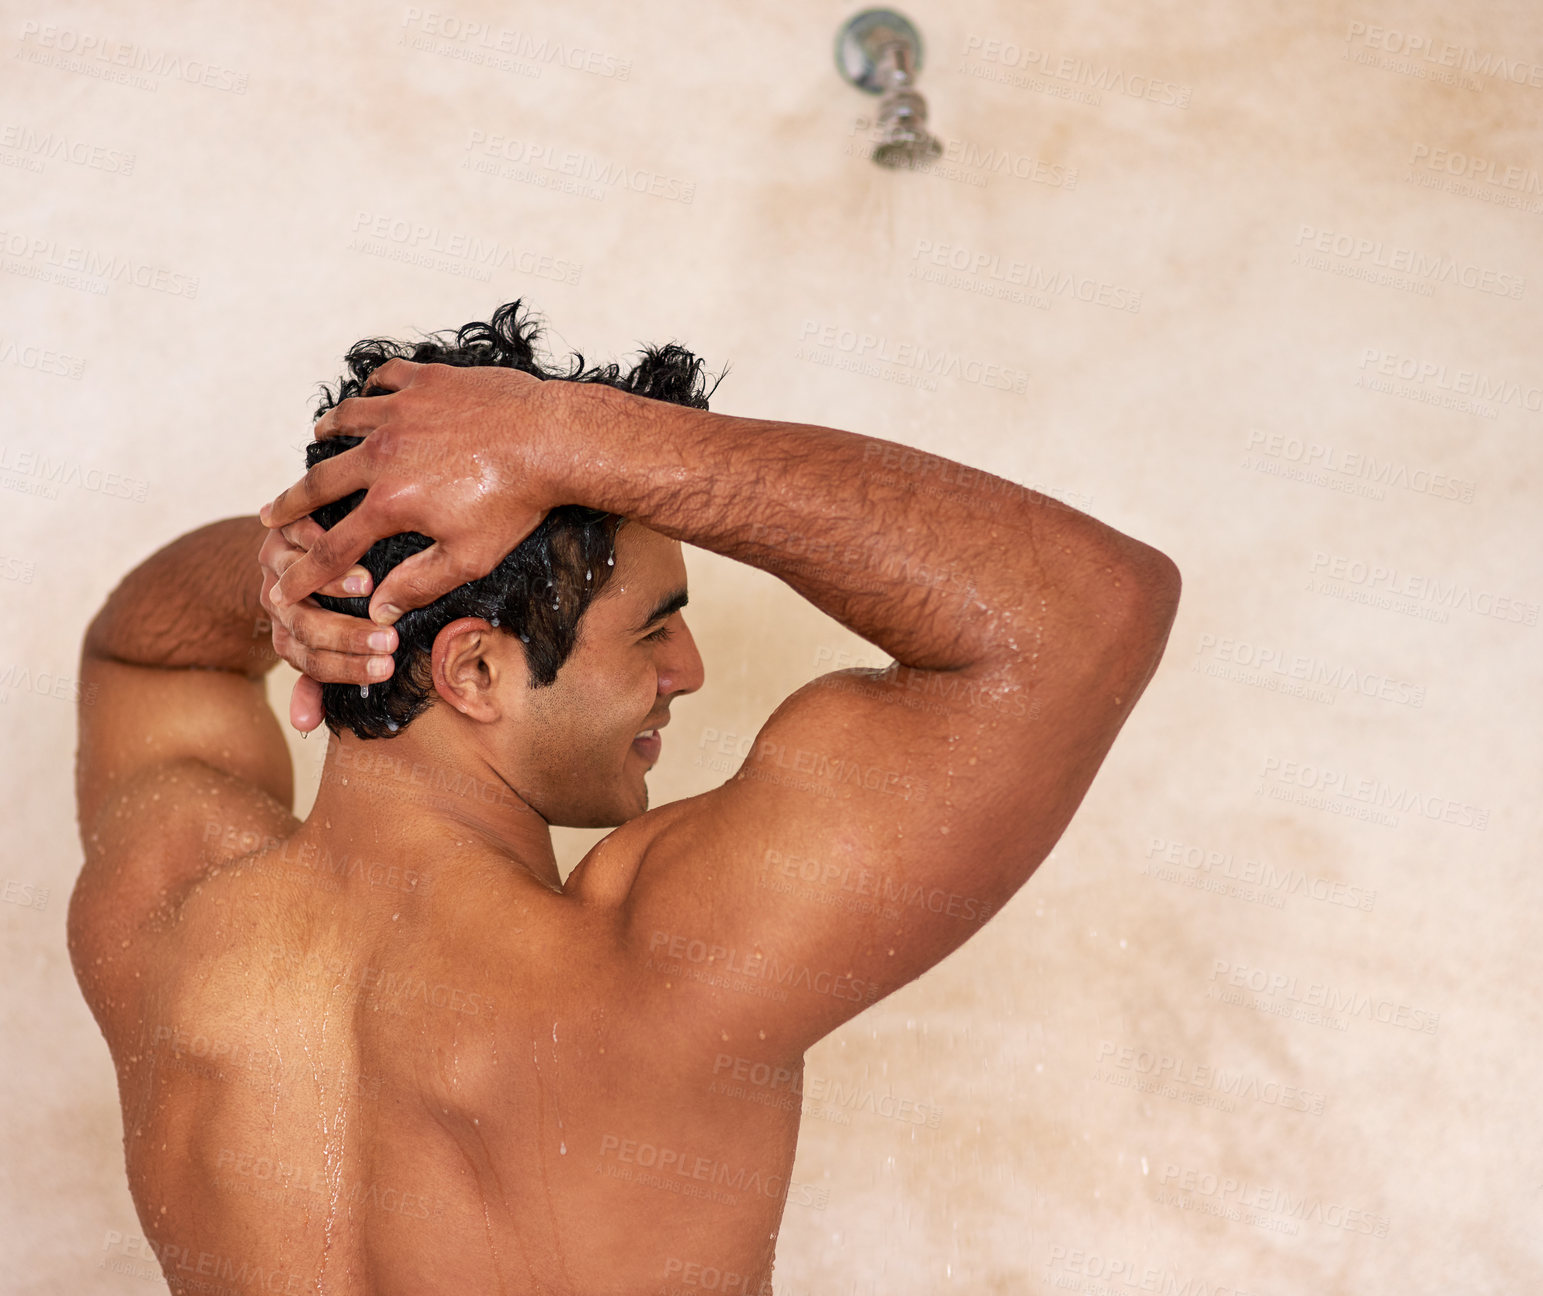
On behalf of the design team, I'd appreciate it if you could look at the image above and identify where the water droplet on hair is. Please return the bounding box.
[585,569,592,580]
[386,720,398,732]
[359,685,369,698]
[519,633,530,643]
[606,555,614,566]
[490,614,500,627]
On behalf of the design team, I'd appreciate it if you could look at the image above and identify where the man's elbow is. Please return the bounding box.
[1111,546,1181,666]
[1141,547,1182,617]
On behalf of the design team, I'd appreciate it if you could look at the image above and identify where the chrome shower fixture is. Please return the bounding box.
[835,8,943,168]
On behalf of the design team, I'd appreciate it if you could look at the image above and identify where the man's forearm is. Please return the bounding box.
[84,516,279,676]
[543,385,1176,672]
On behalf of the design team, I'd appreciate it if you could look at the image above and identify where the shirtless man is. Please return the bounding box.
[69,302,1180,1295]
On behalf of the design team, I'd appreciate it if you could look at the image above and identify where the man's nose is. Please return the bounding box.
[658,618,705,698]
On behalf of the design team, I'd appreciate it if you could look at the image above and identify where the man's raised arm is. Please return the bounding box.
[545,381,1179,1053]
[545,380,1176,675]
[261,360,1179,1054]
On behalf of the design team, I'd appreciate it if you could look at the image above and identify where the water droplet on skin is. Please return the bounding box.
[559,1140,567,1155]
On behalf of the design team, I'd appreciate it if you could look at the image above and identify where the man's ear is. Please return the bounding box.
[430,618,518,722]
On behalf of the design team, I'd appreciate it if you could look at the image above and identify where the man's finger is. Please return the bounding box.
[289,673,324,733]
[260,445,372,531]
[314,388,396,442]
[274,518,368,596]
[281,596,396,657]
[370,542,497,626]
[272,506,388,608]
[316,565,373,599]
[280,517,327,547]
[309,358,420,442]
[367,357,420,393]
[274,623,394,688]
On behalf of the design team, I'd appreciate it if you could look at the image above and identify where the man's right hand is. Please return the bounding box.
[258,516,389,731]
[258,357,570,630]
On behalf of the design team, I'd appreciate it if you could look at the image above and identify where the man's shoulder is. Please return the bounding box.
[69,770,302,1048]
[562,793,712,908]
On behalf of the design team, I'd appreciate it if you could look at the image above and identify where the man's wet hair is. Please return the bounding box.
[305,298,724,741]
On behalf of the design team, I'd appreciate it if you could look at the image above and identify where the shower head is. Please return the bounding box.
[835,8,943,169]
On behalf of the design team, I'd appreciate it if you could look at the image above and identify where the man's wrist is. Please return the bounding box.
[530,378,622,510]
[531,378,667,516]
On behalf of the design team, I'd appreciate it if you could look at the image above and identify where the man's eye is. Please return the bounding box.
[644,625,674,643]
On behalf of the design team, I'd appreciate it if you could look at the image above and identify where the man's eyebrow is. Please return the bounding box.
[630,588,689,634]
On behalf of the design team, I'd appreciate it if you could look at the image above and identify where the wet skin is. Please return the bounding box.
[75,524,813,1293]
[70,381,1180,1292]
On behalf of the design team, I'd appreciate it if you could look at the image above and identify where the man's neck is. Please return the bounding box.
[304,727,562,892]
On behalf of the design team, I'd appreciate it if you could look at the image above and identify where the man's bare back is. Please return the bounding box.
[71,313,1180,1294]
[111,795,802,1294]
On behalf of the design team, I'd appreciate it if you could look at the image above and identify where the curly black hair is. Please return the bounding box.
[306,299,725,740]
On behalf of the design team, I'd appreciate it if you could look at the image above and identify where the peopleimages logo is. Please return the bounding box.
[646,930,882,1006]
[0,229,200,298]
[0,123,136,175]
[400,7,631,78]
[1346,24,1543,89]
[1357,347,1543,411]
[1193,631,1426,707]
[910,238,1141,312]
[0,338,87,379]
[1243,429,1476,503]
[1210,956,1439,1034]
[1145,836,1377,911]
[1257,753,1488,831]
[346,211,582,285]
[958,34,1193,108]
[1158,1163,1390,1237]
[17,21,250,93]
[1095,1040,1328,1114]
[462,130,696,204]
[1307,550,1538,626]
[1403,142,1543,214]
[1293,224,1524,298]
[1046,1244,1275,1296]
[796,320,1030,394]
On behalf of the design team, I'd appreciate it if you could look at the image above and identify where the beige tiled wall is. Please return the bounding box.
[3,1,1539,1291]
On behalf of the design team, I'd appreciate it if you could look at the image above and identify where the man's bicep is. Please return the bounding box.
[619,644,1148,1055]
